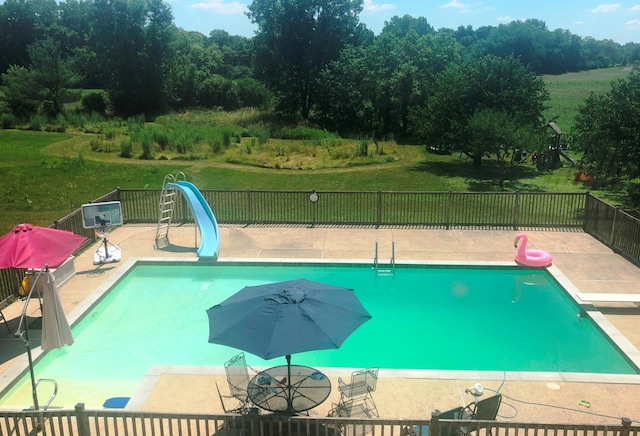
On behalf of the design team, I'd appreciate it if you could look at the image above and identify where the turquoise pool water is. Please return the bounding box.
[1,262,638,408]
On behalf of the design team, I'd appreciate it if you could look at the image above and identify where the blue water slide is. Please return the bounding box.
[166,181,220,259]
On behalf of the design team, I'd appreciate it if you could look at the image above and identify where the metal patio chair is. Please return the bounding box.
[223,352,253,412]
[337,367,378,398]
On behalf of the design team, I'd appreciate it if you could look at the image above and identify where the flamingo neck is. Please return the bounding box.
[516,235,528,257]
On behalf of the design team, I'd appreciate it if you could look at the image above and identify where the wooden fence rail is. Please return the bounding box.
[0,405,637,436]
[2,190,640,302]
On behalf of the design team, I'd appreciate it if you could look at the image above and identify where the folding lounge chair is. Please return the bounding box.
[404,406,464,436]
[460,394,502,435]
[328,397,375,436]
[337,367,379,418]
[337,367,378,398]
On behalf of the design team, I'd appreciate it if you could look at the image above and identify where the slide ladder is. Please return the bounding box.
[155,172,185,249]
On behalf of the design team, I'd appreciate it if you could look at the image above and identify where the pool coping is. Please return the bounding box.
[2,256,640,411]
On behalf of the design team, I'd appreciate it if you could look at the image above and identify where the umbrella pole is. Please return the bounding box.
[286,354,292,414]
[15,267,48,412]
[21,325,40,411]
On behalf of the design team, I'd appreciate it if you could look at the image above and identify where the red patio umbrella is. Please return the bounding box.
[0,223,86,412]
[0,223,87,270]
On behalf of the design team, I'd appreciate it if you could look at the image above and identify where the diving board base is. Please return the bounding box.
[575,293,640,303]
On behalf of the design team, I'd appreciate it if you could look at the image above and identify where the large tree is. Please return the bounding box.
[247,0,363,120]
[89,0,174,116]
[574,71,640,184]
[28,37,78,115]
[0,0,58,75]
[411,55,549,167]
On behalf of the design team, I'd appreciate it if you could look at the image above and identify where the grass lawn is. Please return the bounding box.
[543,67,632,132]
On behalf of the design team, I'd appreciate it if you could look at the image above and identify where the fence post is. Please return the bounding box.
[621,417,632,436]
[446,192,452,230]
[246,190,253,224]
[610,206,619,249]
[583,191,591,232]
[513,192,520,230]
[75,403,90,436]
[431,410,441,436]
[377,191,382,228]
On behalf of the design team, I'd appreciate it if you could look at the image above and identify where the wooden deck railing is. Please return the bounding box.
[2,190,640,302]
[0,405,637,436]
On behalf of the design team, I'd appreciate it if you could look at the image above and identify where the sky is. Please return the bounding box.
[168,0,640,44]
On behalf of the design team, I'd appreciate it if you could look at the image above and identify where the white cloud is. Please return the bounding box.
[496,16,513,23]
[189,0,247,14]
[363,0,395,13]
[441,0,471,12]
[626,18,640,29]
[630,5,640,12]
[590,3,621,14]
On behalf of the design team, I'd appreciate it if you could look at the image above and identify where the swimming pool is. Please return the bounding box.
[1,259,639,409]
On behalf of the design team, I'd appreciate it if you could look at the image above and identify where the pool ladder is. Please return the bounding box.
[373,240,395,275]
[8,379,58,435]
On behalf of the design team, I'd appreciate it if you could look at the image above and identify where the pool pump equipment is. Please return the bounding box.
[465,383,484,398]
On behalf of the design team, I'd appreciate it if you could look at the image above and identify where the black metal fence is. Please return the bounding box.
[2,189,639,302]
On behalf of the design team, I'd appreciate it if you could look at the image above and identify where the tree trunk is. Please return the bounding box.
[472,154,482,167]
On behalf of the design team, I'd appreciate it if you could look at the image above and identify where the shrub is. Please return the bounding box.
[222,130,232,148]
[28,114,47,131]
[152,128,170,150]
[120,138,133,158]
[1,113,15,129]
[357,139,369,157]
[90,138,102,152]
[139,131,154,160]
[103,127,117,140]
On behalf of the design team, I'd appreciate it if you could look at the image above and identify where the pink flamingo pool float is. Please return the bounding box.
[514,233,552,267]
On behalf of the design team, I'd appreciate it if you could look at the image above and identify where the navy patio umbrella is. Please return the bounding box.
[207,278,372,414]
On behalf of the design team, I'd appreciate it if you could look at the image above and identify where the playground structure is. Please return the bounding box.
[155,173,220,259]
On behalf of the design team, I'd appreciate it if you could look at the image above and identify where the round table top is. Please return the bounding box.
[247,365,331,414]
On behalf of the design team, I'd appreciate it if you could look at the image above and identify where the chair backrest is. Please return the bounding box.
[350,367,378,393]
[472,394,502,421]
[437,406,464,436]
[224,352,250,401]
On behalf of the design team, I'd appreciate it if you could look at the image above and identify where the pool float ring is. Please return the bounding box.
[514,233,552,267]
[19,275,30,297]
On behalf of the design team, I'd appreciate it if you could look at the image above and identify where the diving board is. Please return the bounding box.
[575,293,640,303]
[165,181,220,259]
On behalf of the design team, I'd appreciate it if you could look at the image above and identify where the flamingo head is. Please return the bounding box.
[514,233,528,248]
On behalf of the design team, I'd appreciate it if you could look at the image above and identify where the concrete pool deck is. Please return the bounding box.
[1,225,640,425]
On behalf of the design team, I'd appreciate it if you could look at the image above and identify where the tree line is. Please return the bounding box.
[1,0,636,120]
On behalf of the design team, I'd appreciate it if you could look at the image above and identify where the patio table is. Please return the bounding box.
[247,365,331,414]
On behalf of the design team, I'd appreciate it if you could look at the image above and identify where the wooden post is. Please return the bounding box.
[75,403,90,436]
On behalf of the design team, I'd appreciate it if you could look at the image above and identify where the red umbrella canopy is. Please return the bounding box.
[0,223,87,269]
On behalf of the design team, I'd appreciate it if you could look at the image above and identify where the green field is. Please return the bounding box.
[0,67,629,234]
[543,67,632,132]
